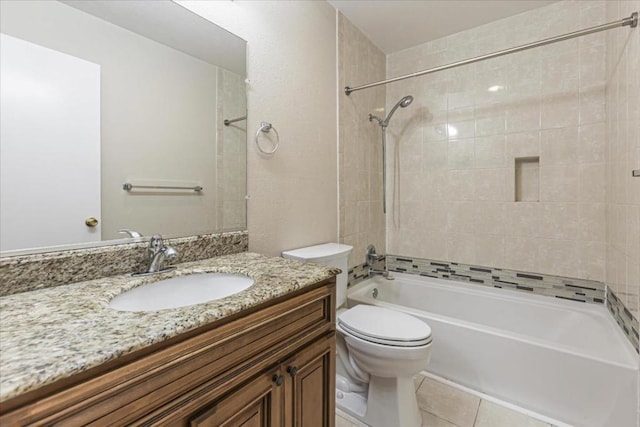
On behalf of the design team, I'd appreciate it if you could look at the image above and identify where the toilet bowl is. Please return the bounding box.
[282,243,433,427]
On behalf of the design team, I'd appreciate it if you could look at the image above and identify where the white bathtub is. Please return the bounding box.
[347,273,638,427]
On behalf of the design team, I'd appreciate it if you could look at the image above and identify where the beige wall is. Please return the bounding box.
[178,1,338,257]
[338,13,386,268]
[385,0,608,281]
[605,0,640,321]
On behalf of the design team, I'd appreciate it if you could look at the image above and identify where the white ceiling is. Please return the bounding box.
[329,0,558,54]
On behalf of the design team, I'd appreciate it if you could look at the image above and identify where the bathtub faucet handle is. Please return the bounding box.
[366,244,393,279]
[366,244,385,266]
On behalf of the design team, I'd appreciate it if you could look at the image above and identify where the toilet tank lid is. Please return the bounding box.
[282,243,353,262]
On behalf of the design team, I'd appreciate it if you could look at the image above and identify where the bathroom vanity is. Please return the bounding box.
[0,253,337,426]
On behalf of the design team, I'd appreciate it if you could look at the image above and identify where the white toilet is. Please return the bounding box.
[282,243,432,427]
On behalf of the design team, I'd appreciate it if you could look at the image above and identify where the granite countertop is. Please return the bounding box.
[0,252,338,402]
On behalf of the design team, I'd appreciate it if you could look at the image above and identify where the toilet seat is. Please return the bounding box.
[338,305,432,347]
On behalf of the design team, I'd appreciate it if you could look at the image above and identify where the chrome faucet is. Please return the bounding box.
[119,229,143,238]
[136,234,178,275]
[366,244,393,280]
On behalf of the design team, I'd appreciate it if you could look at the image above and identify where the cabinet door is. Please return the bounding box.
[190,369,284,427]
[283,334,336,427]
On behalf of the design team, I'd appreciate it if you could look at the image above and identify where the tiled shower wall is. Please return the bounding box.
[217,68,247,232]
[385,0,609,282]
[605,0,640,337]
[338,13,386,268]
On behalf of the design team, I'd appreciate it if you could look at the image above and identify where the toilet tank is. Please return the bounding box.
[282,243,352,307]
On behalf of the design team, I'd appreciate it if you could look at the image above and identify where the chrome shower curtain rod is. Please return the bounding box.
[344,12,638,96]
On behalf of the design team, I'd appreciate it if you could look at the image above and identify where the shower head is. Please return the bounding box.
[399,95,413,108]
[370,95,414,128]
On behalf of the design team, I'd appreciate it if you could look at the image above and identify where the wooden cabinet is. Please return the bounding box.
[189,368,283,427]
[189,334,335,427]
[0,279,336,427]
[283,336,335,427]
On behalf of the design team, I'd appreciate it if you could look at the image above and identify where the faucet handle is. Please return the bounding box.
[366,244,384,266]
[163,246,178,259]
[119,229,143,238]
[149,234,163,248]
[148,234,164,257]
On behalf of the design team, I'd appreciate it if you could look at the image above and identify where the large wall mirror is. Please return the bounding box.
[0,0,247,254]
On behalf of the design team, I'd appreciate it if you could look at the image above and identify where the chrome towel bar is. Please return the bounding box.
[224,115,247,126]
[123,183,203,192]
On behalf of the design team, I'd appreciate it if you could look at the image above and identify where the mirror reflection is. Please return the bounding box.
[0,0,247,254]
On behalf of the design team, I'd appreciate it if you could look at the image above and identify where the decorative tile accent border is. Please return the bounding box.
[0,231,248,297]
[607,289,639,353]
[348,262,371,287]
[386,255,605,304]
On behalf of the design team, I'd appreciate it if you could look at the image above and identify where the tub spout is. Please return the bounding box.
[369,267,395,280]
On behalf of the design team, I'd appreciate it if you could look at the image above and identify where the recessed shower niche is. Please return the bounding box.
[515,157,540,202]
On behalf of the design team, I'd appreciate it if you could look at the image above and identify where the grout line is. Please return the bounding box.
[414,374,426,391]
[471,398,481,427]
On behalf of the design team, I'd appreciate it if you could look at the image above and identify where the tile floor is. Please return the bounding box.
[336,374,557,427]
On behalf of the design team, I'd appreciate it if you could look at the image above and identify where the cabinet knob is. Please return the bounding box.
[272,374,283,386]
[286,366,298,376]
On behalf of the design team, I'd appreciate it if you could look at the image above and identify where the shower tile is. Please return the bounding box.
[538,203,579,240]
[577,203,606,242]
[380,0,618,318]
[386,254,605,304]
[475,168,508,201]
[447,139,476,169]
[579,163,607,203]
[505,202,543,237]
[474,202,507,235]
[475,135,506,168]
[447,119,476,141]
[540,127,579,166]
[446,170,476,200]
[578,122,606,163]
[448,91,474,110]
[474,235,505,268]
[446,233,477,266]
[475,111,506,137]
[541,93,579,129]
[505,101,541,133]
[506,131,540,159]
[579,241,606,281]
[607,289,640,352]
[579,85,606,125]
[447,202,477,234]
[536,239,582,278]
[416,377,480,427]
[580,0,607,27]
[539,165,580,202]
[580,45,606,88]
[423,142,449,170]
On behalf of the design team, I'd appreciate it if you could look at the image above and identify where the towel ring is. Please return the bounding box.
[255,122,279,155]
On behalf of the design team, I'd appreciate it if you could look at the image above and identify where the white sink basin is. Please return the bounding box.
[109,273,253,312]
